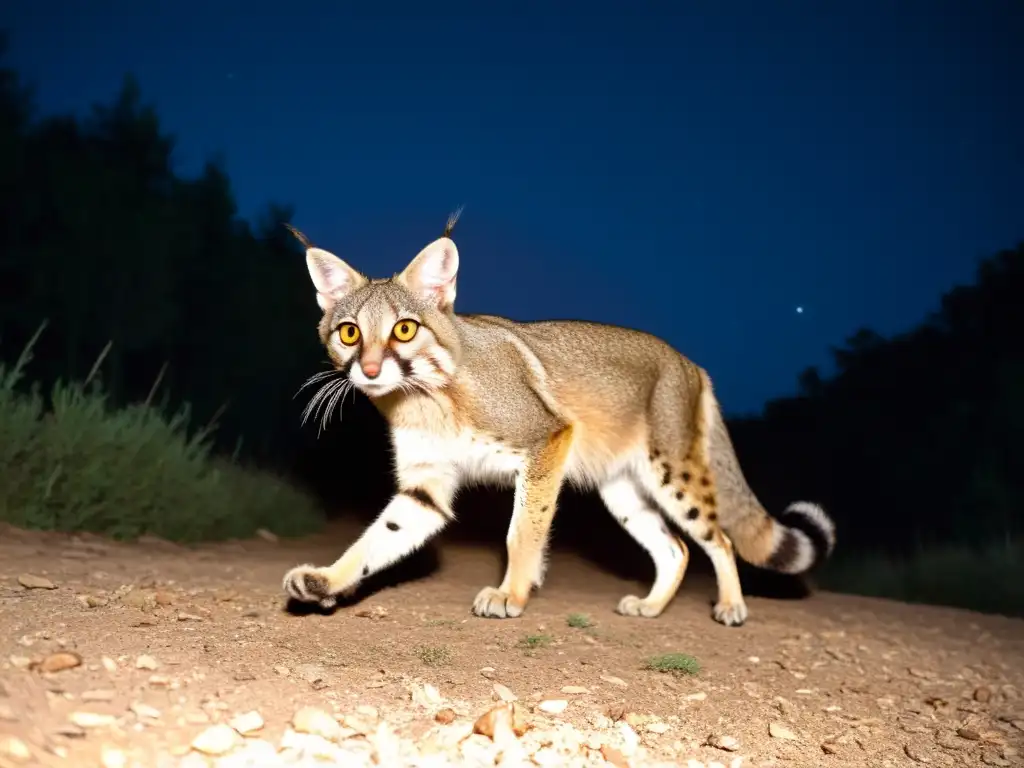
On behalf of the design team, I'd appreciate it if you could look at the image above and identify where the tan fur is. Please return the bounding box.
[283,227,836,625]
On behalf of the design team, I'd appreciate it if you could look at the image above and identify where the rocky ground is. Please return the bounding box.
[0,521,1022,768]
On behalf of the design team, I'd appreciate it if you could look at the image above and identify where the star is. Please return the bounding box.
[795,306,804,314]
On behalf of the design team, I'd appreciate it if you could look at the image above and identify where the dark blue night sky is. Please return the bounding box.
[4,1,1022,414]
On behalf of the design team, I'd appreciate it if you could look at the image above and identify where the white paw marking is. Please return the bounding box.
[615,594,663,618]
[712,600,748,627]
[471,587,523,619]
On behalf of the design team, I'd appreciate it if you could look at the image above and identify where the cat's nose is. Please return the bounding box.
[361,359,381,378]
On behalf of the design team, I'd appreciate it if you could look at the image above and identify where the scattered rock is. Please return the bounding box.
[601,744,630,768]
[233,667,256,682]
[975,686,993,703]
[769,721,798,740]
[101,656,118,673]
[435,708,457,725]
[255,528,279,543]
[154,591,174,606]
[904,743,933,763]
[561,685,590,694]
[600,675,628,688]
[177,612,203,621]
[492,683,517,702]
[480,666,497,679]
[473,702,529,740]
[122,590,151,609]
[685,691,707,701]
[708,734,740,751]
[958,727,982,741]
[0,735,31,762]
[229,710,264,734]
[135,655,159,670]
[81,689,116,702]
[292,706,341,740]
[645,720,670,734]
[130,702,161,719]
[69,711,117,728]
[537,699,568,715]
[99,746,127,768]
[354,604,388,619]
[191,724,239,755]
[33,651,82,673]
[18,573,56,590]
[78,595,109,608]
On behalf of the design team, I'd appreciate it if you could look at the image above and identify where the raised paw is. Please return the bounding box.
[712,600,748,627]
[471,587,524,619]
[283,564,337,609]
[615,594,664,618]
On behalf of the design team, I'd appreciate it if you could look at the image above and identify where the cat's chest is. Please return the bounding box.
[391,427,525,483]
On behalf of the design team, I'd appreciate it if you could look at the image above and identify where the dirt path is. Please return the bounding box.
[1,523,1022,768]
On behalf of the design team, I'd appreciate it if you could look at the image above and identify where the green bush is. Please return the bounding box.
[0,326,324,542]
[818,540,1024,618]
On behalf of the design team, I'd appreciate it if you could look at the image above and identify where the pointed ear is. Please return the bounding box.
[306,247,367,311]
[398,237,459,310]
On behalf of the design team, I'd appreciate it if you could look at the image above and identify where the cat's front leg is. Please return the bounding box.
[283,474,455,608]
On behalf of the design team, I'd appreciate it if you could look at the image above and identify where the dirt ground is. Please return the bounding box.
[1,522,1022,768]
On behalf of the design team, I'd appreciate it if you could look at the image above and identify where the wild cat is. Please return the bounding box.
[282,217,836,626]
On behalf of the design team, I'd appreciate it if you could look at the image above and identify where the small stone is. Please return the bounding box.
[229,710,264,734]
[154,591,174,605]
[69,711,117,728]
[177,612,203,622]
[18,574,56,590]
[904,743,932,763]
[561,685,590,694]
[292,706,341,740]
[957,727,982,741]
[81,689,116,702]
[0,735,31,762]
[600,675,628,688]
[354,604,388,619]
[233,668,256,682]
[685,691,707,701]
[78,595,109,608]
[130,702,161,719]
[191,724,239,755]
[0,703,16,722]
[147,675,170,687]
[101,656,118,673]
[479,667,497,679]
[973,686,992,703]
[709,734,740,751]
[645,720,670,734]
[822,741,840,754]
[493,683,517,702]
[34,651,83,673]
[121,590,151,609]
[8,656,31,670]
[255,528,279,543]
[769,721,798,740]
[274,665,290,676]
[435,708,457,725]
[538,699,568,715]
[601,744,630,768]
[135,655,159,670]
[99,746,127,768]
[54,725,85,739]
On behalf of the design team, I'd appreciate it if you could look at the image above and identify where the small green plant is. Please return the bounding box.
[566,612,594,629]
[645,653,700,676]
[415,644,453,666]
[518,633,554,654]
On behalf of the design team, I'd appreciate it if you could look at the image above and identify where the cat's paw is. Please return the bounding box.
[471,587,524,619]
[283,564,337,609]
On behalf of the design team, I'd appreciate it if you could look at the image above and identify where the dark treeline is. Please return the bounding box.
[2,51,1021,568]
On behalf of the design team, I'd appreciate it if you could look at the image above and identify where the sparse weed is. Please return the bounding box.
[517,633,554,656]
[644,653,700,676]
[415,645,453,666]
[0,324,324,542]
[566,612,594,629]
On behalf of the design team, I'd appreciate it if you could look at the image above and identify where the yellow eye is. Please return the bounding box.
[337,323,361,346]
[392,319,419,343]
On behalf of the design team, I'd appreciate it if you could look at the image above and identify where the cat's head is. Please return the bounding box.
[302,234,462,398]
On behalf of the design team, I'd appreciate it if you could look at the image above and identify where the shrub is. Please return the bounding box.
[0,326,324,542]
